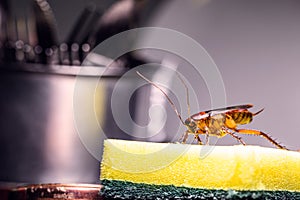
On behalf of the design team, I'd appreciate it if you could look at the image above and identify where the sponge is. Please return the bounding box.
[100,139,300,199]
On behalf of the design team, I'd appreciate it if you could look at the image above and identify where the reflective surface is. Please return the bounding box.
[1,183,102,200]
[0,63,134,183]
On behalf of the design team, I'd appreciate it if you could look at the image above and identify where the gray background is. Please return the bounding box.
[13,0,300,150]
[144,0,300,150]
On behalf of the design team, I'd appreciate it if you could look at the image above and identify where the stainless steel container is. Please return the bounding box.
[0,62,133,184]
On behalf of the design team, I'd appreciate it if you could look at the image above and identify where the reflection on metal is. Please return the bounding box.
[8,183,102,200]
[0,63,136,183]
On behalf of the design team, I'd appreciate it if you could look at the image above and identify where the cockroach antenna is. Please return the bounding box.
[175,72,191,117]
[136,71,185,125]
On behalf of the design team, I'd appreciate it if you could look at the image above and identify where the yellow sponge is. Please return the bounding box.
[101,139,300,192]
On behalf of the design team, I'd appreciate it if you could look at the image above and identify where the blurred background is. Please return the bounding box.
[49,0,300,149]
[0,0,300,187]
